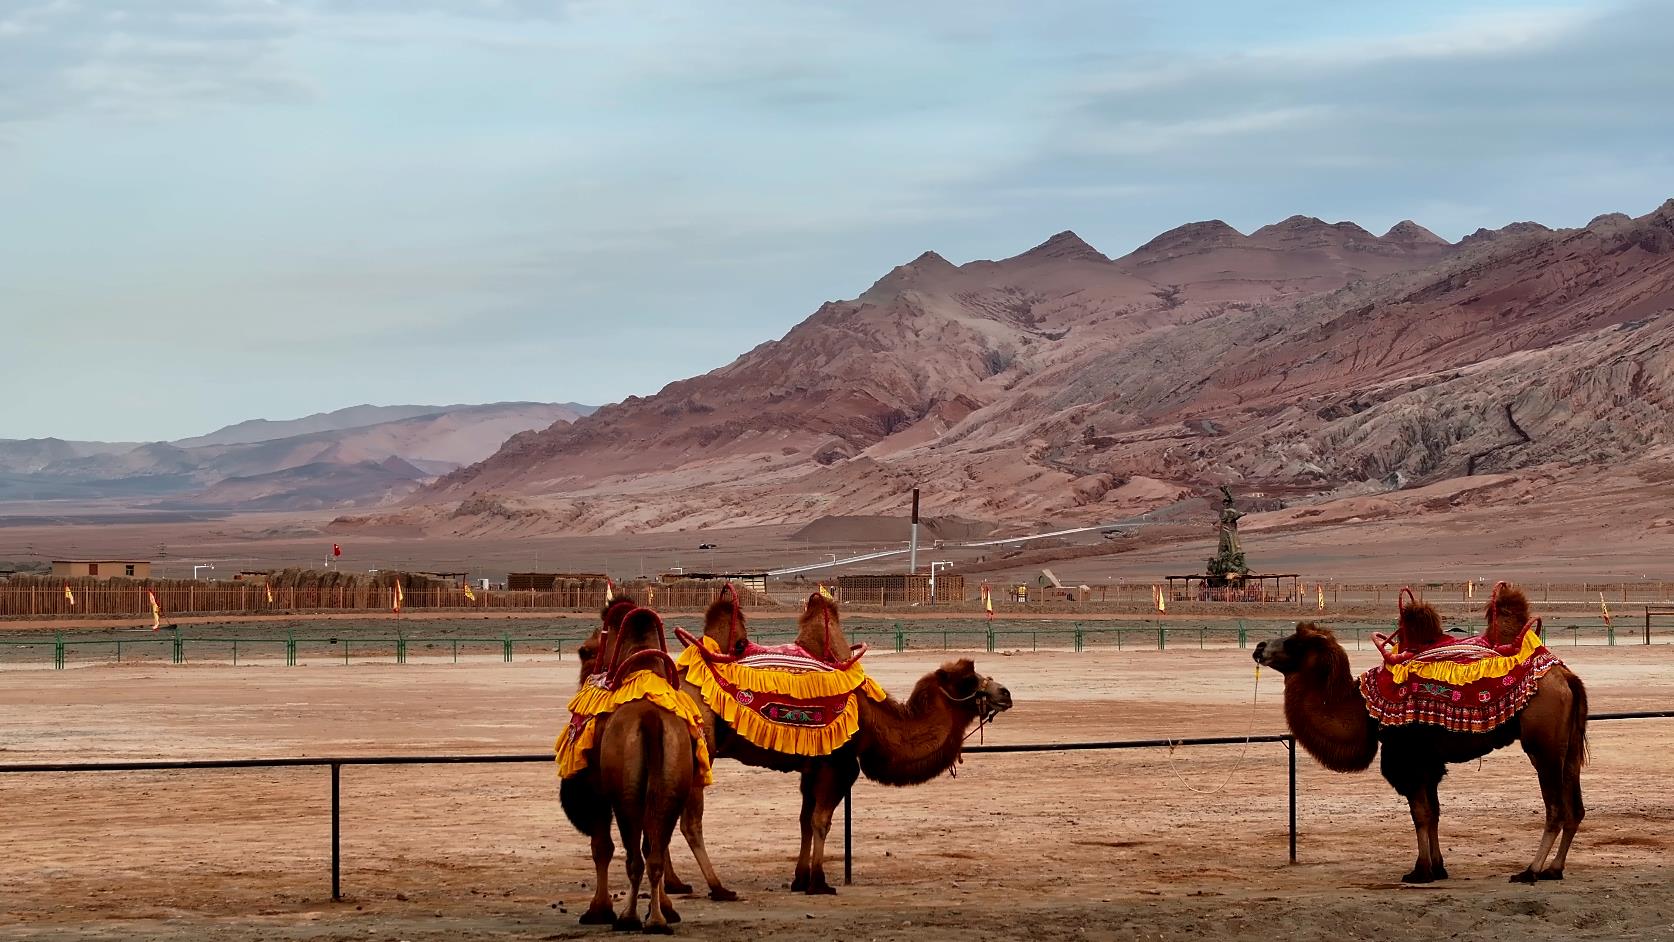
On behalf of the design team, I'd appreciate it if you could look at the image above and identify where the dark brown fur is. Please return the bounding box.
[1397,602,1446,650]
[1485,584,1532,646]
[1256,621,1588,885]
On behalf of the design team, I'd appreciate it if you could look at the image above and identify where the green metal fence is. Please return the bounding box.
[3,613,1664,670]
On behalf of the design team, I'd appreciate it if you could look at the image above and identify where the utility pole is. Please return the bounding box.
[908,488,920,574]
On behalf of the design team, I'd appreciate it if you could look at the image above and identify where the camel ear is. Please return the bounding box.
[937,659,979,697]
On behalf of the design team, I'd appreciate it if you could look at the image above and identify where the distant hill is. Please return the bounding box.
[0,402,593,508]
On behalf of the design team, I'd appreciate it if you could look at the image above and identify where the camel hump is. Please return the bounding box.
[796,592,849,663]
[1397,602,1446,650]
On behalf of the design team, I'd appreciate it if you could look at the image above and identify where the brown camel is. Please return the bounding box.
[680,590,1013,894]
[572,600,736,903]
[1484,580,1532,646]
[1254,618,1588,884]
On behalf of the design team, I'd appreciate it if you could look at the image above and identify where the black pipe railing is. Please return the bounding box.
[1,711,1668,902]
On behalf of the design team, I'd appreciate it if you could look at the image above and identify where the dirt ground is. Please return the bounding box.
[2,645,1673,941]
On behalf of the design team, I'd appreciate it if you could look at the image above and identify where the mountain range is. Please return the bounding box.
[402,199,1674,536]
[0,402,591,509]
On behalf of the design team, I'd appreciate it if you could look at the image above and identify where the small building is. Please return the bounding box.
[1165,573,1300,603]
[835,572,964,605]
[52,559,151,581]
[507,571,607,592]
[659,571,768,596]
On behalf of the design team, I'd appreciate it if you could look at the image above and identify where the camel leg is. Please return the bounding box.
[1541,705,1588,881]
[791,767,819,892]
[643,823,679,934]
[579,826,616,925]
[802,757,859,895]
[1512,729,1567,883]
[1401,788,1440,884]
[678,779,738,901]
[1426,780,1447,881]
[613,813,646,931]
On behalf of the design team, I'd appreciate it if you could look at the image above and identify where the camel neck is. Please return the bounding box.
[1285,651,1378,773]
[854,678,977,786]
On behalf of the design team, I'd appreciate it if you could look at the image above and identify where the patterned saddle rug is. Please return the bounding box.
[1359,629,1562,734]
[675,632,888,757]
[554,668,713,785]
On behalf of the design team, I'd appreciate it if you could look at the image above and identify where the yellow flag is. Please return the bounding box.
[64,584,75,606]
[1467,581,1475,599]
[982,583,993,617]
[1317,584,1325,611]
[1600,591,1612,628]
[148,589,161,630]
[648,587,655,605]
[1157,587,1167,613]
[604,580,614,604]
[463,581,477,602]
[392,580,404,613]
[265,581,274,604]
[818,584,834,600]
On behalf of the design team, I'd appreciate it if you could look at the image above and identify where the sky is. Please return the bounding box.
[2,0,1671,442]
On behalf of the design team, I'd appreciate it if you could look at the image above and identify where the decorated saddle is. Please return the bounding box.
[1360,625,1561,734]
[554,667,714,785]
[675,629,888,757]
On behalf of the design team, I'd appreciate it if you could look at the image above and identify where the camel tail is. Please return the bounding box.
[559,770,605,835]
[1565,669,1590,768]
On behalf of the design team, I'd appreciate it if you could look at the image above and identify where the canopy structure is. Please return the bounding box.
[1165,573,1300,603]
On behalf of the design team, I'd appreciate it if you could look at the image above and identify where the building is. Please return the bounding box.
[659,571,768,596]
[507,571,607,592]
[834,572,964,605]
[51,559,152,581]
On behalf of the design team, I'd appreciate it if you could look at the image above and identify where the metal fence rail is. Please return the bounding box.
[6,616,1668,669]
[2,711,1668,903]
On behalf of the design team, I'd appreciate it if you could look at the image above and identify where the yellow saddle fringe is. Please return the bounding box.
[1388,630,1546,686]
[554,669,713,786]
[675,636,888,757]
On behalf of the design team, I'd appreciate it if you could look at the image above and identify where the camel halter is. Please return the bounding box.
[944,676,1002,778]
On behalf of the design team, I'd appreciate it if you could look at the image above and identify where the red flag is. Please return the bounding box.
[332,543,342,557]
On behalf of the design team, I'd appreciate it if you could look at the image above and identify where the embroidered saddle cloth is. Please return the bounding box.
[1359,629,1562,733]
[554,668,713,785]
[675,635,888,756]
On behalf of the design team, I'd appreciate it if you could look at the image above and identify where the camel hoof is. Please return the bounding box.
[1537,868,1564,881]
[1401,869,1435,885]
[1509,869,1539,884]
[789,874,808,893]
[643,922,674,936]
[663,878,693,895]
[661,904,680,924]
[1433,865,1449,881]
[708,888,740,902]
[613,914,643,932]
[805,882,838,896]
[580,905,616,925]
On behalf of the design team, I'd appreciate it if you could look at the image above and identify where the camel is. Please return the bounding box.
[1254,608,1588,884]
[678,589,1013,894]
[560,600,719,930]
[571,599,736,903]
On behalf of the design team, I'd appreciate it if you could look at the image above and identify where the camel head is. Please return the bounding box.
[703,584,749,657]
[1252,621,1350,677]
[932,658,1013,722]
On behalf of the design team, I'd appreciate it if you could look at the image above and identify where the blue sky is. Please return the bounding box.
[2,0,1670,441]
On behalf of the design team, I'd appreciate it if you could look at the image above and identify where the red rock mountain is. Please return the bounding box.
[424,202,1674,534]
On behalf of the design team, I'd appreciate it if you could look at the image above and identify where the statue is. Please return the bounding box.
[1206,486,1249,583]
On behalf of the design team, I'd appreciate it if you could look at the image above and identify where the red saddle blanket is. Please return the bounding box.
[1359,630,1562,734]
[675,635,887,756]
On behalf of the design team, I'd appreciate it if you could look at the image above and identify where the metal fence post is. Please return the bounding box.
[843,787,852,886]
[1074,622,1083,653]
[331,762,342,902]
[172,627,184,665]
[503,633,513,663]
[396,634,406,666]
[1287,737,1297,864]
[286,630,297,667]
[1238,620,1247,649]
[53,632,65,670]
[893,623,904,654]
[1157,626,1165,651]
[986,625,995,653]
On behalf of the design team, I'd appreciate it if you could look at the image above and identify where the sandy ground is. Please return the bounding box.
[2,647,1673,941]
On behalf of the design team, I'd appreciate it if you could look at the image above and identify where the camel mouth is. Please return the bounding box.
[978,680,1013,719]
[1252,640,1282,669]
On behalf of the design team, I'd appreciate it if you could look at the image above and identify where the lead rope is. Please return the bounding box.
[1160,664,1263,797]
